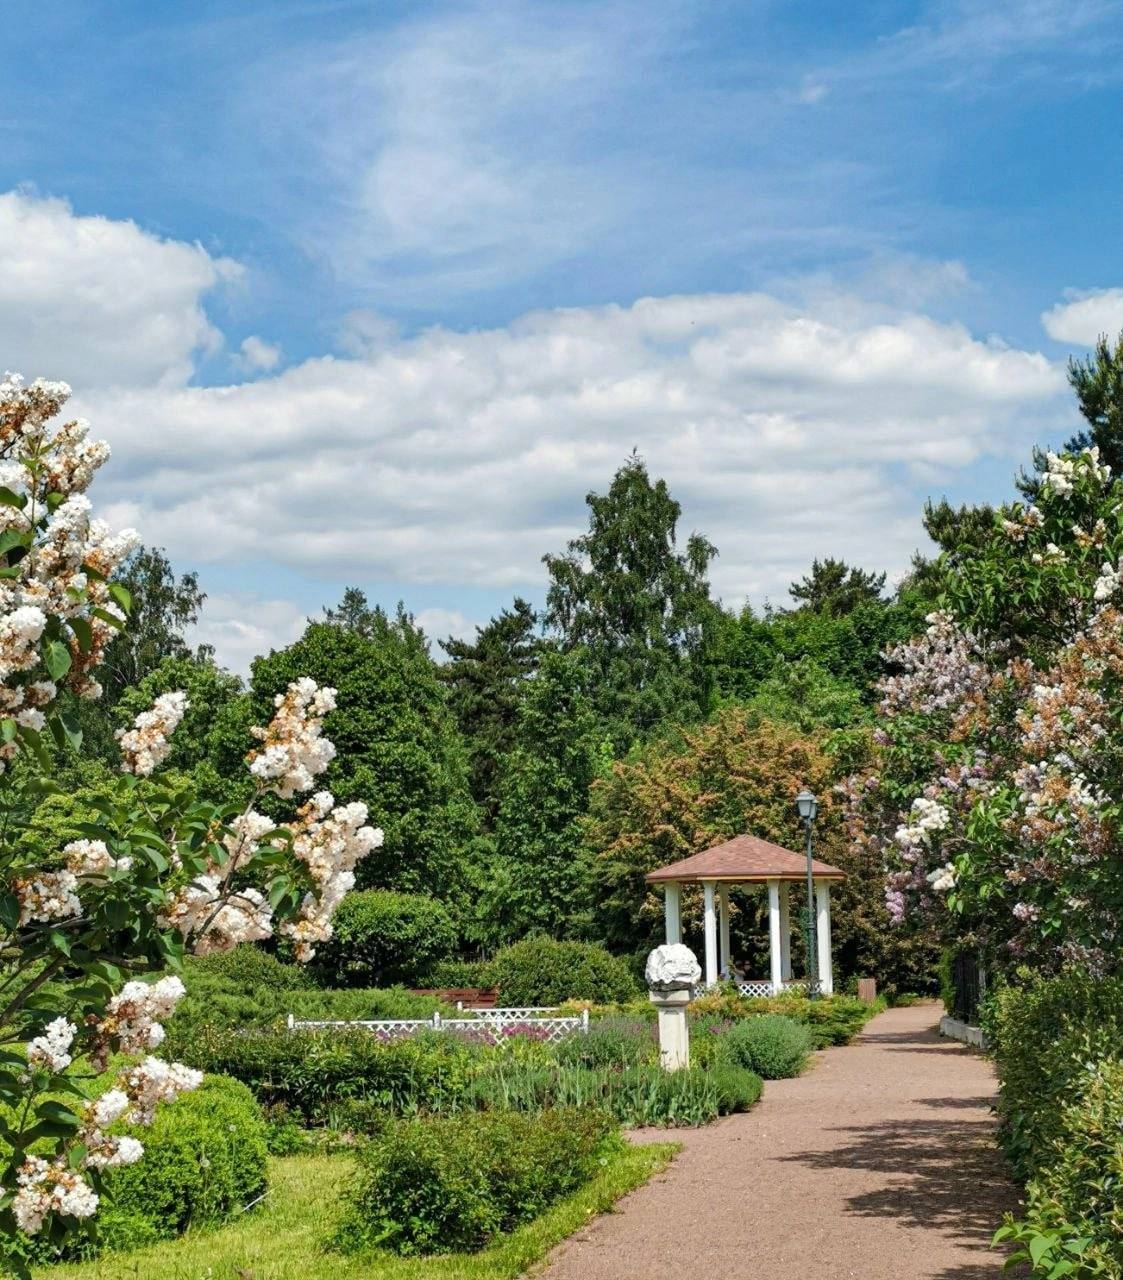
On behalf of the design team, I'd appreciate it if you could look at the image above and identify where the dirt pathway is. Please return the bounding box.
[538,1003,1021,1280]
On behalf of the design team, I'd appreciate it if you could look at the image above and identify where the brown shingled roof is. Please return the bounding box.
[644,833,844,883]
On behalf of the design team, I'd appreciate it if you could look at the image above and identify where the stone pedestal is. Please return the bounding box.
[645,943,701,1073]
[650,985,692,1070]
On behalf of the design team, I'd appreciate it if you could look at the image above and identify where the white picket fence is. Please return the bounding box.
[286,1006,590,1045]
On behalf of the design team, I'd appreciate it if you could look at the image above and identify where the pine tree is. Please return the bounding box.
[543,453,718,749]
[1064,330,1123,473]
[788,557,886,616]
[440,598,541,826]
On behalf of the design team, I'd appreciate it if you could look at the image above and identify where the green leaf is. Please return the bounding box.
[0,717,17,744]
[44,638,72,680]
[91,606,125,630]
[1029,1235,1055,1267]
[108,581,133,614]
[0,486,26,509]
[70,615,93,655]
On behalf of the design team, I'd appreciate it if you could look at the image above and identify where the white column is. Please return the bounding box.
[702,880,718,987]
[664,883,682,945]
[778,881,792,981]
[815,882,834,996]
[718,885,731,977]
[767,879,783,995]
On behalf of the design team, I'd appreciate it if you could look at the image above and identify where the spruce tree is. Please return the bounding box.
[1065,329,1123,473]
[543,453,718,749]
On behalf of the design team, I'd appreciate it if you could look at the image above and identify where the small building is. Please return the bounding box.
[645,834,845,995]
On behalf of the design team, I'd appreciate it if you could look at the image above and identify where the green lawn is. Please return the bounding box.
[37,1142,678,1280]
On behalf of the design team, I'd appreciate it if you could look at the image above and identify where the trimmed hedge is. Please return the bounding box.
[162,950,446,1057]
[309,891,458,988]
[986,971,1123,1277]
[491,939,638,1006]
[333,1108,621,1256]
[721,1015,812,1079]
[96,1075,268,1252]
[176,1025,475,1123]
[984,970,1123,1179]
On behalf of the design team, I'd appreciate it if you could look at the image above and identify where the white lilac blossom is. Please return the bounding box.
[26,1018,77,1074]
[926,862,957,893]
[65,838,132,877]
[878,611,988,716]
[11,1157,98,1234]
[895,797,951,849]
[116,691,189,776]
[1093,557,1123,602]
[120,1057,203,1126]
[247,677,337,797]
[14,869,81,925]
[100,976,187,1055]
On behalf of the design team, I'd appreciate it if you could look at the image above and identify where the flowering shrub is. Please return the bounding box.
[844,446,1123,972]
[0,376,381,1266]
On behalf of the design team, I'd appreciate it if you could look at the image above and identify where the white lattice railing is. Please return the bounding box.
[734,979,815,998]
[286,1009,589,1045]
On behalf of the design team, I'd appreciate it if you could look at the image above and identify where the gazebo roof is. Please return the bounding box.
[645,833,845,884]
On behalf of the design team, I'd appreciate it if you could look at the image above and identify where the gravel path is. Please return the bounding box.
[537,1003,1021,1280]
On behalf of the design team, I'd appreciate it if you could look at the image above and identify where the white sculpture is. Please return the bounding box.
[645,942,702,991]
[645,943,699,1071]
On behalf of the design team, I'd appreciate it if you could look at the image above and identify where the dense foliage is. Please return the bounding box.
[249,609,481,903]
[332,1108,621,1256]
[719,1014,812,1079]
[987,972,1123,1277]
[309,890,457,988]
[490,938,638,1006]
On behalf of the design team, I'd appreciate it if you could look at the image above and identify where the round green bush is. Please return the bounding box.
[334,1108,619,1256]
[709,1063,763,1115]
[95,1074,268,1251]
[310,890,457,987]
[722,1015,812,1079]
[491,939,639,1006]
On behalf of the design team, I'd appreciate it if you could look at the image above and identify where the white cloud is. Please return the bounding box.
[0,190,240,388]
[1042,288,1123,345]
[188,591,307,678]
[81,288,1066,635]
[415,608,478,660]
[236,335,281,372]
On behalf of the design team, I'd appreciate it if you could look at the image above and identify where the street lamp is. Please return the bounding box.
[795,790,820,999]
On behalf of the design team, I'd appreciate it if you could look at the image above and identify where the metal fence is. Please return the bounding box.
[286,1006,590,1045]
[949,949,986,1024]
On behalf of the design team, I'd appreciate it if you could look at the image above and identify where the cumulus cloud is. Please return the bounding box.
[81,289,1066,628]
[1042,288,1123,345]
[0,190,240,388]
[236,336,281,372]
[188,591,307,678]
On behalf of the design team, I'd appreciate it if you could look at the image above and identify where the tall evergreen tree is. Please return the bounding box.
[543,453,718,749]
[491,650,608,941]
[440,598,541,826]
[1064,329,1123,473]
[789,557,885,616]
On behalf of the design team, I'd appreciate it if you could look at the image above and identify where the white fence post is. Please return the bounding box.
[581,1008,590,1034]
[432,1010,441,1029]
[286,1013,294,1031]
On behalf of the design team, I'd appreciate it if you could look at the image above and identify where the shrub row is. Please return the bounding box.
[175,1025,476,1123]
[333,1108,622,1256]
[489,938,639,1006]
[985,971,1123,1277]
[689,990,881,1048]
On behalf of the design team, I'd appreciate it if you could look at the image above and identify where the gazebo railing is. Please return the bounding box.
[734,979,815,999]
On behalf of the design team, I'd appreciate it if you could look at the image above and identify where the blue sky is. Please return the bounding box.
[1,0,1121,670]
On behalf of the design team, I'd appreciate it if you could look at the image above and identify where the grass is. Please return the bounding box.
[36,1142,679,1280]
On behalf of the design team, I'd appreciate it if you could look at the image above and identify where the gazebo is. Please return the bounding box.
[645,834,845,996]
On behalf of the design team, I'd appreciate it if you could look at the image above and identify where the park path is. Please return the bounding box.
[537,1003,1021,1280]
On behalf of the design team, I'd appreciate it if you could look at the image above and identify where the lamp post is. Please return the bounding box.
[795,789,820,999]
